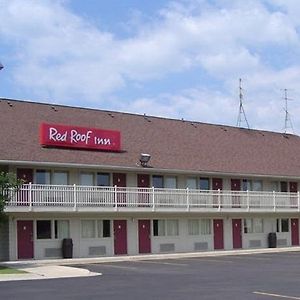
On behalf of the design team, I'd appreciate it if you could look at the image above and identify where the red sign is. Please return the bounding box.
[40,123,121,152]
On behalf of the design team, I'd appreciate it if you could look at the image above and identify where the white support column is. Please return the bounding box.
[218,189,221,212]
[298,191,300,212]
[247,190,250,211]
[114,185,118,211]
[73,184,77,212]
[152,187,155,212]
[29,182,32,212]
[273,191,276,212]
[186,187,190,212]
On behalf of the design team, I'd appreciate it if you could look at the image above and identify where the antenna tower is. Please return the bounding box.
[283,88,294,134]
[236,78,250,129]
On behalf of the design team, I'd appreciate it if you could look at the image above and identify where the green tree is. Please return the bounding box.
[0,172,24,222]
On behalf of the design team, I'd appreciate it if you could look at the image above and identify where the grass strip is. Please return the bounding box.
[0,266,27,275]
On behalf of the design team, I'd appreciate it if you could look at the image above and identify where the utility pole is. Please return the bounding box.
[236,78,250,129]
[283,89,294,134]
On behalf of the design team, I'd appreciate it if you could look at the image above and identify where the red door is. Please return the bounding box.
[137,174,150,206]
[212,178,223,207]
[291,218,299,246]
[17,220,34,259]
[138,220,151,254]
[213,219,224,250]
[232,219,242,249]
[114,220,127,255]
[290,182,298,208]
[231,179,241,208]
[113,173,126,206]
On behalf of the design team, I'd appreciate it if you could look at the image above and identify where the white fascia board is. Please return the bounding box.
[1,159,300,180]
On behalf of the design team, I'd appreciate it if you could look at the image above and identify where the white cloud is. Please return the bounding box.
[1,0,300,132]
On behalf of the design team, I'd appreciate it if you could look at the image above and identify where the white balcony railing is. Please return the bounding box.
[4,184,300,213]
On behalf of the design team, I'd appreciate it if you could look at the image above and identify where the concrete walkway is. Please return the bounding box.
[1,246,300,281]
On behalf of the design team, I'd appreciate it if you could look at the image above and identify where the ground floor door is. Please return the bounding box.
[291,218,299,246]
[138,220,151,254]
[114,220,127,255]
[213,219,224,250]
[232,219,242,249]
[17,220,34,259]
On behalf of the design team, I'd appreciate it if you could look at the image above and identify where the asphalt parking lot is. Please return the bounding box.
[2,252,300,299]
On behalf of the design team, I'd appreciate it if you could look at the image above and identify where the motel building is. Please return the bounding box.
[1,98,300,261]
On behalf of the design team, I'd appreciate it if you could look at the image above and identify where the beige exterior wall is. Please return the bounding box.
[8,213,298,260]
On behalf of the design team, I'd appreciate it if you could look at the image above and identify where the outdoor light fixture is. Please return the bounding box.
[140,153,151,167]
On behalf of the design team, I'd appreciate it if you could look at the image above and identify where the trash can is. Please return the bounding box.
[62,238,73,258]
[268,232,277,248]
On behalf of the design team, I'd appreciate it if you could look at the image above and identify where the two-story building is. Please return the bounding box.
[1,98,300,261]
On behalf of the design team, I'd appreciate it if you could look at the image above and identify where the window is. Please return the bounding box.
[280,181,288,192]
[81,220,111,238]
[200,178,210,190]
[244,218,263,234]
[97,220,111,238]
[186,178,197,189]
[242,180,252,191]
[253,218,263,233]
[80,173,94,186]
[81,220,95,238]
[270,181,279,192]
[37,220,51,239]
[36,170,51,184]
[277,219,289,233]
[153,219,179,236]
[54,220,70,239]
[253,180,263,191]
[97,173,110,186]
[152,176,163,188]
[188,220,199,235]
[188,219,211,235]
[53,171,68,185]
[166,219,178,235]
[242,180,262,191]
[200,219,211,235]
[165,177,177,189]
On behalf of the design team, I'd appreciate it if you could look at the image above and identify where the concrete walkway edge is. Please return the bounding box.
[1,246,300,281]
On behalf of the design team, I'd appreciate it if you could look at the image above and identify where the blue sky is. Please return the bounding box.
[1,0,300,133]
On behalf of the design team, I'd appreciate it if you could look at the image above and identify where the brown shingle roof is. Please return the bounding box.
[1,98,300,177]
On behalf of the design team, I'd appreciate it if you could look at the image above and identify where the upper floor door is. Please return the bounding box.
[17,168,33,183]
[113,173,127,206]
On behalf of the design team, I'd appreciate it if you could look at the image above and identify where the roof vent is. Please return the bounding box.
[7,101,13,107]
[143,113,151,122]
[51,106,57,112]
[108,113,114,118]
[191,122,197,128]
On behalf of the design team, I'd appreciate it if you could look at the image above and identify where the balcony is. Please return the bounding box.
[4,184,300,213]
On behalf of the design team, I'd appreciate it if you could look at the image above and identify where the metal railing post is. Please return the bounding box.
[29,182,32,211]
[73,184,77,211]
[186,187,190,211]
[247,190,250,211]
[114,185,118,211]
[218,189,221,211]
[152,187,155,211]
